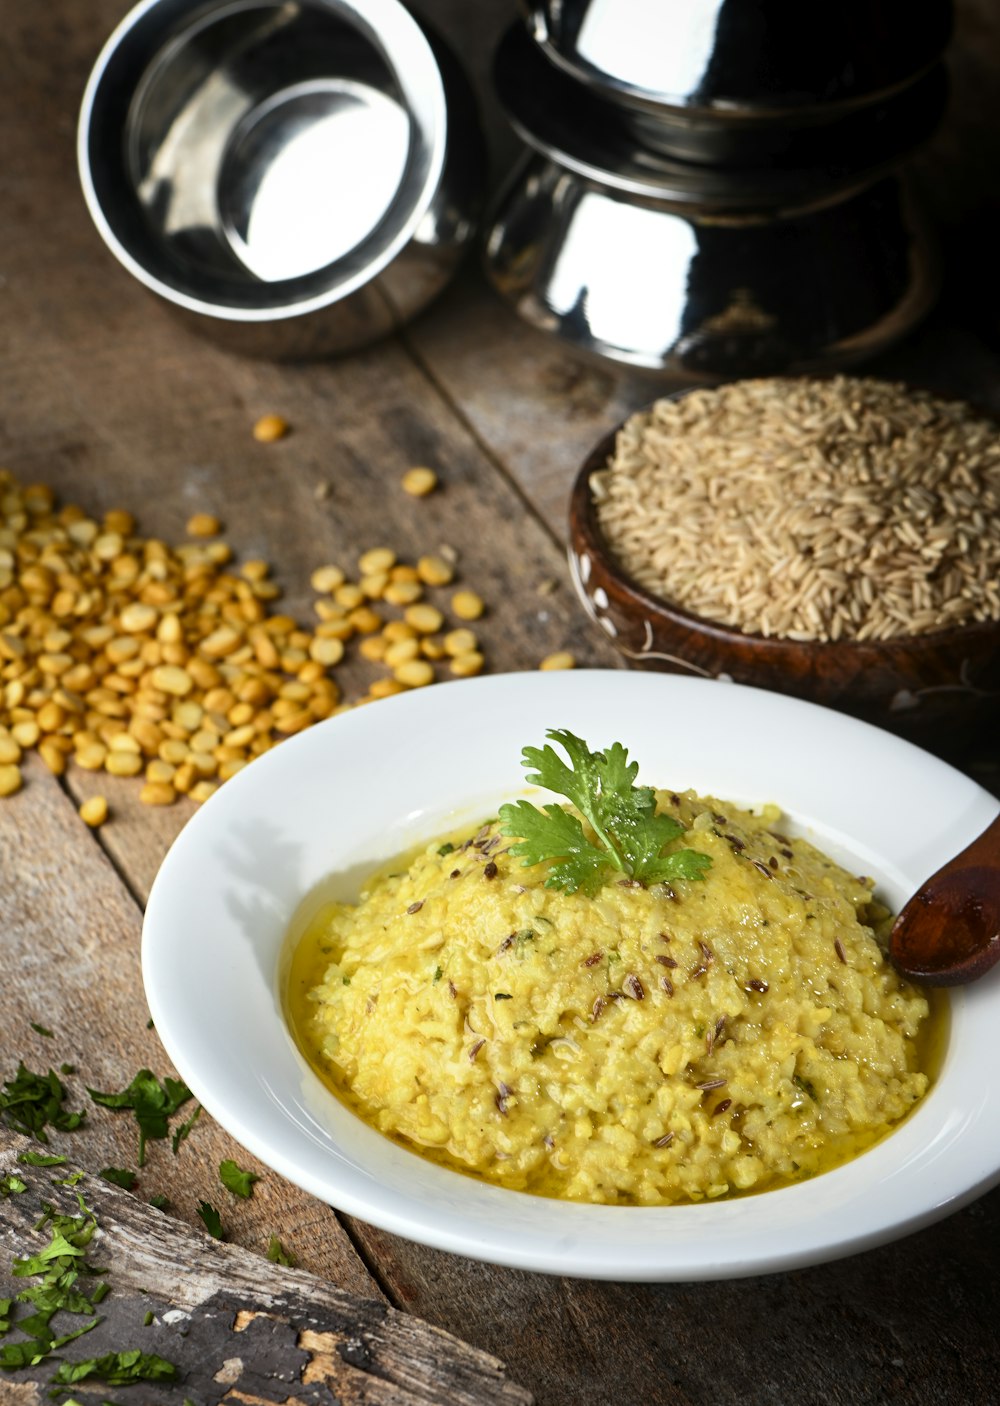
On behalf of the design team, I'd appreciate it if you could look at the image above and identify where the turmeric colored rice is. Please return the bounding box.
[289,791,931,1205]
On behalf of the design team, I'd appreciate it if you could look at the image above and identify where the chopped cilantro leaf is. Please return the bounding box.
[50,1349,178,1387]
[266,1234,296,1267]
[147,1194,168,1212]
[498,730,711,894]
[196,1201,224,1239]
[98,1169,137,1191]
[437,842,455,856]
[171,1103,202,1155]
[30,1023,53,1039]
[86,1070,192,1168]
[2,1190,105,1373]
[18,1152,66,1167]
[219,1160,259,1200]
[0,1175,27,1196]
[432,966,442,984]
[143,1310,154,1327]
[0,1064,85,1143]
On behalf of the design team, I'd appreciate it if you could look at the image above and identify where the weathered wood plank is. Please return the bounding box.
[0,1131,532,1405]
[0,754,375,1297]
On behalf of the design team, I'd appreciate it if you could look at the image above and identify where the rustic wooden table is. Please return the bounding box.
[2,1,1000,1403]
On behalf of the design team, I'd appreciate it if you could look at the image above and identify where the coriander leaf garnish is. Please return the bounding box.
[219,1160,259,1200]
[0,1064,86,1144]
[86,1071,192,1168]
[171,1103,202,1155]
[266,1234,296,1267]
[0,1175,27,1196]
[30,1023,54,1039]
[196,1201,224,1240]
[498,730,711,895]
[49,1349,177,1388]
[98,1169,137,1191]
[18,1153,67,1168]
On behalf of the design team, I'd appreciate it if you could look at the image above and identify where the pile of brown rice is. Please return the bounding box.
[591,376,1000,642]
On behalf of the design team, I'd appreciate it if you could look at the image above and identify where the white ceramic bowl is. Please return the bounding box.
[142,671,1000,1281]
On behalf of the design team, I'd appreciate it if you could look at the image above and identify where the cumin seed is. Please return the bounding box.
[483,861,498,880]
[406,901,423,914]
[835,938,847,964]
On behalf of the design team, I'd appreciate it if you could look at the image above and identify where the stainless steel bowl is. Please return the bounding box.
[523,0,952,121]
[484,154,938,378]
[79,0,485,358]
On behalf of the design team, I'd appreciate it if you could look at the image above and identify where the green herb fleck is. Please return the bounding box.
[266,1234,296,1267]
[432,967,442,984]
[341,975,351,986]
[86,1070,192,1168]
[98,1169,137,1191]
[49,1349,177,1387]
[219,1160,259,1200]
[494,993,513,1001]
[59,1064,76,1076]
[18,1152,66,1168]
[793,1074,818,1102]
[0,1064,86,1144]
[30,1023,54,1039]
[196,1201,224,1240]
[498,730,712,895]
[171,1103,202,1155]
[0,1175,27,1196]
[1,1190,105,1374]
[437,842,455,856]
[147,1194,168,1212]
[143,1310,154,1327]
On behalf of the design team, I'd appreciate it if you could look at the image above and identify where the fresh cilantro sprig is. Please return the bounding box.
[219,1160,259,1200]
[498,729,712,895]
[86,1070,192,1168]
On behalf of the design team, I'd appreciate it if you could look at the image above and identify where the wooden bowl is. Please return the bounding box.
[568,427,1000,753]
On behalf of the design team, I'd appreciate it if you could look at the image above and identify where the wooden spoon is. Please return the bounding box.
[889,812,1000,986]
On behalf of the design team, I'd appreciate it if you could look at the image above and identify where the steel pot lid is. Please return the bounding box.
[523,0,952,121]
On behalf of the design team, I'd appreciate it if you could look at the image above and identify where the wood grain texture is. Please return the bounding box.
[2,3,1000,1406]
[0,754,376,1297]
[0,1132,532,1406]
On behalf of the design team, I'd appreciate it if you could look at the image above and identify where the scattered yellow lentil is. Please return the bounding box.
[443,628,478,656]
[404,603,444,635]
[79,795,108,827]
[311,565,345,594]
[449,650,485,677]
[539,651,576,671]
[0,764,22,797]
[253,414,290,443]
[401,466,438,497]
[417,554,454,586]
[0,465,495,808]
[451,590,484,621]
[358,547,396,575]
[394,659,435,688]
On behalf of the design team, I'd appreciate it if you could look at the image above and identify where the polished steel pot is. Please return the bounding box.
[79,0,485,358]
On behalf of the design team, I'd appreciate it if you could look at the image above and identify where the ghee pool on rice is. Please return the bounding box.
[286,790,941,1206]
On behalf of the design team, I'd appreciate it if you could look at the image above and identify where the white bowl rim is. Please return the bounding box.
[141,670,1000,1281]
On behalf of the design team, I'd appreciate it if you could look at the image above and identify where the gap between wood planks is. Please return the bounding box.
[396,326,567,557]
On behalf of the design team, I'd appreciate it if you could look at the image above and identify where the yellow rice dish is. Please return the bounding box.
[288,791,932,1205]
